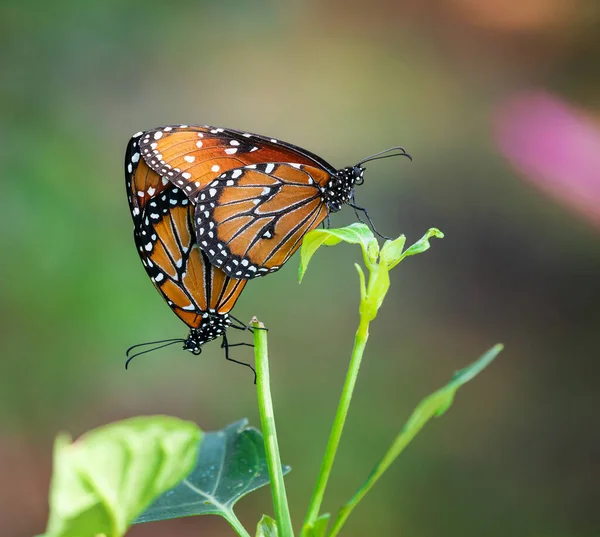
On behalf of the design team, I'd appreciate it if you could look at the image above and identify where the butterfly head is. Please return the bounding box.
[325,166,365,212]
[184,313,232,354]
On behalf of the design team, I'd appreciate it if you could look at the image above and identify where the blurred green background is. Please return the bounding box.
[2,1,599,536]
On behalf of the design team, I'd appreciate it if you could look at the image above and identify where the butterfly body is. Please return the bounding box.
[183,314,232,354]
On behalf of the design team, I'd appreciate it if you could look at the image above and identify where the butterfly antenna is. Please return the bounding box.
[125,339,184,369]
[357,146,412,166]
[349,195,392,240]
[125,338,184,357]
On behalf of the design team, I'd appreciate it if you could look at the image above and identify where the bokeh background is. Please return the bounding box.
[2,1,599,536]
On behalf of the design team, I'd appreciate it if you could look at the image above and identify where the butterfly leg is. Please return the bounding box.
[222,334,257,383]
[349,199,392,240]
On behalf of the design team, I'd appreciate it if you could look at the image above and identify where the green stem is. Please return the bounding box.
[224,510,253,537]
[303,316,370,529]
[254,320,295,537]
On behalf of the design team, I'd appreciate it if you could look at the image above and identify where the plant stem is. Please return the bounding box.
[254,319,294,537]
[224,510,253,537]
[303,316,370,529]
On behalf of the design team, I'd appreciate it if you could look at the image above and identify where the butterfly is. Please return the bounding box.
[128,125,410,280]
[124,135,254,375]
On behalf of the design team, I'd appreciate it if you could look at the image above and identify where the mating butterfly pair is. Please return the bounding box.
[125,124,410,371]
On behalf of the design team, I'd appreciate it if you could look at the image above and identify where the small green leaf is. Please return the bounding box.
[256,515,278,537]
[379,235,406,268]
[326,345,503,537]
[136,419,291,523]
[45,416,201,537]
[404,344,502,431]
[303,513,331,537]
[354,263,367,302]
[393,228,444,268]
[299,224,378,282]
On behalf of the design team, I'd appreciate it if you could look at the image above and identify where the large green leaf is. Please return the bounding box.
[45,416,201,537]
[137,419,291,523]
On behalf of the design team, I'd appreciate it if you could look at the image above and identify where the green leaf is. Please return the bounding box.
[326,344,503,537]
[379,235,406,268]
[299,224,378,282]
[393,228,444,268]
[136,419,291,523]
[403,344,502,429]
[45,416,201,537]
[256,515,278,537]
[354,263,367,302]
[302,513,330,537]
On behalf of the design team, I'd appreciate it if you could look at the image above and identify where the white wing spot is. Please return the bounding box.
[182,172,192,179]
[230,140,240,146]
[232,169,243,178]
[145,243,153,251]
[225,148,238,155]
[137,191,144,197]
[154,131,163,140]
[196,140,203,148]
[184,155,195,163]
[209,188,217,197]
[265,163,275,174]
[147,187,156,196]
[127,163,132,173]
[155,272,164,282]
[270,138,278,143]
[164,126,173,131]
[211,165,220,172]
[131,152,140,163]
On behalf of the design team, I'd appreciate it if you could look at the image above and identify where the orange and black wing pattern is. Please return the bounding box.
[194,162,331,278]
[125,136,247,337]
[136,124,337,201]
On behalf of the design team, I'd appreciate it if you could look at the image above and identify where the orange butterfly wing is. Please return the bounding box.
[125,137,247,331]
[195,162,331,278]
[135,125,337,200]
